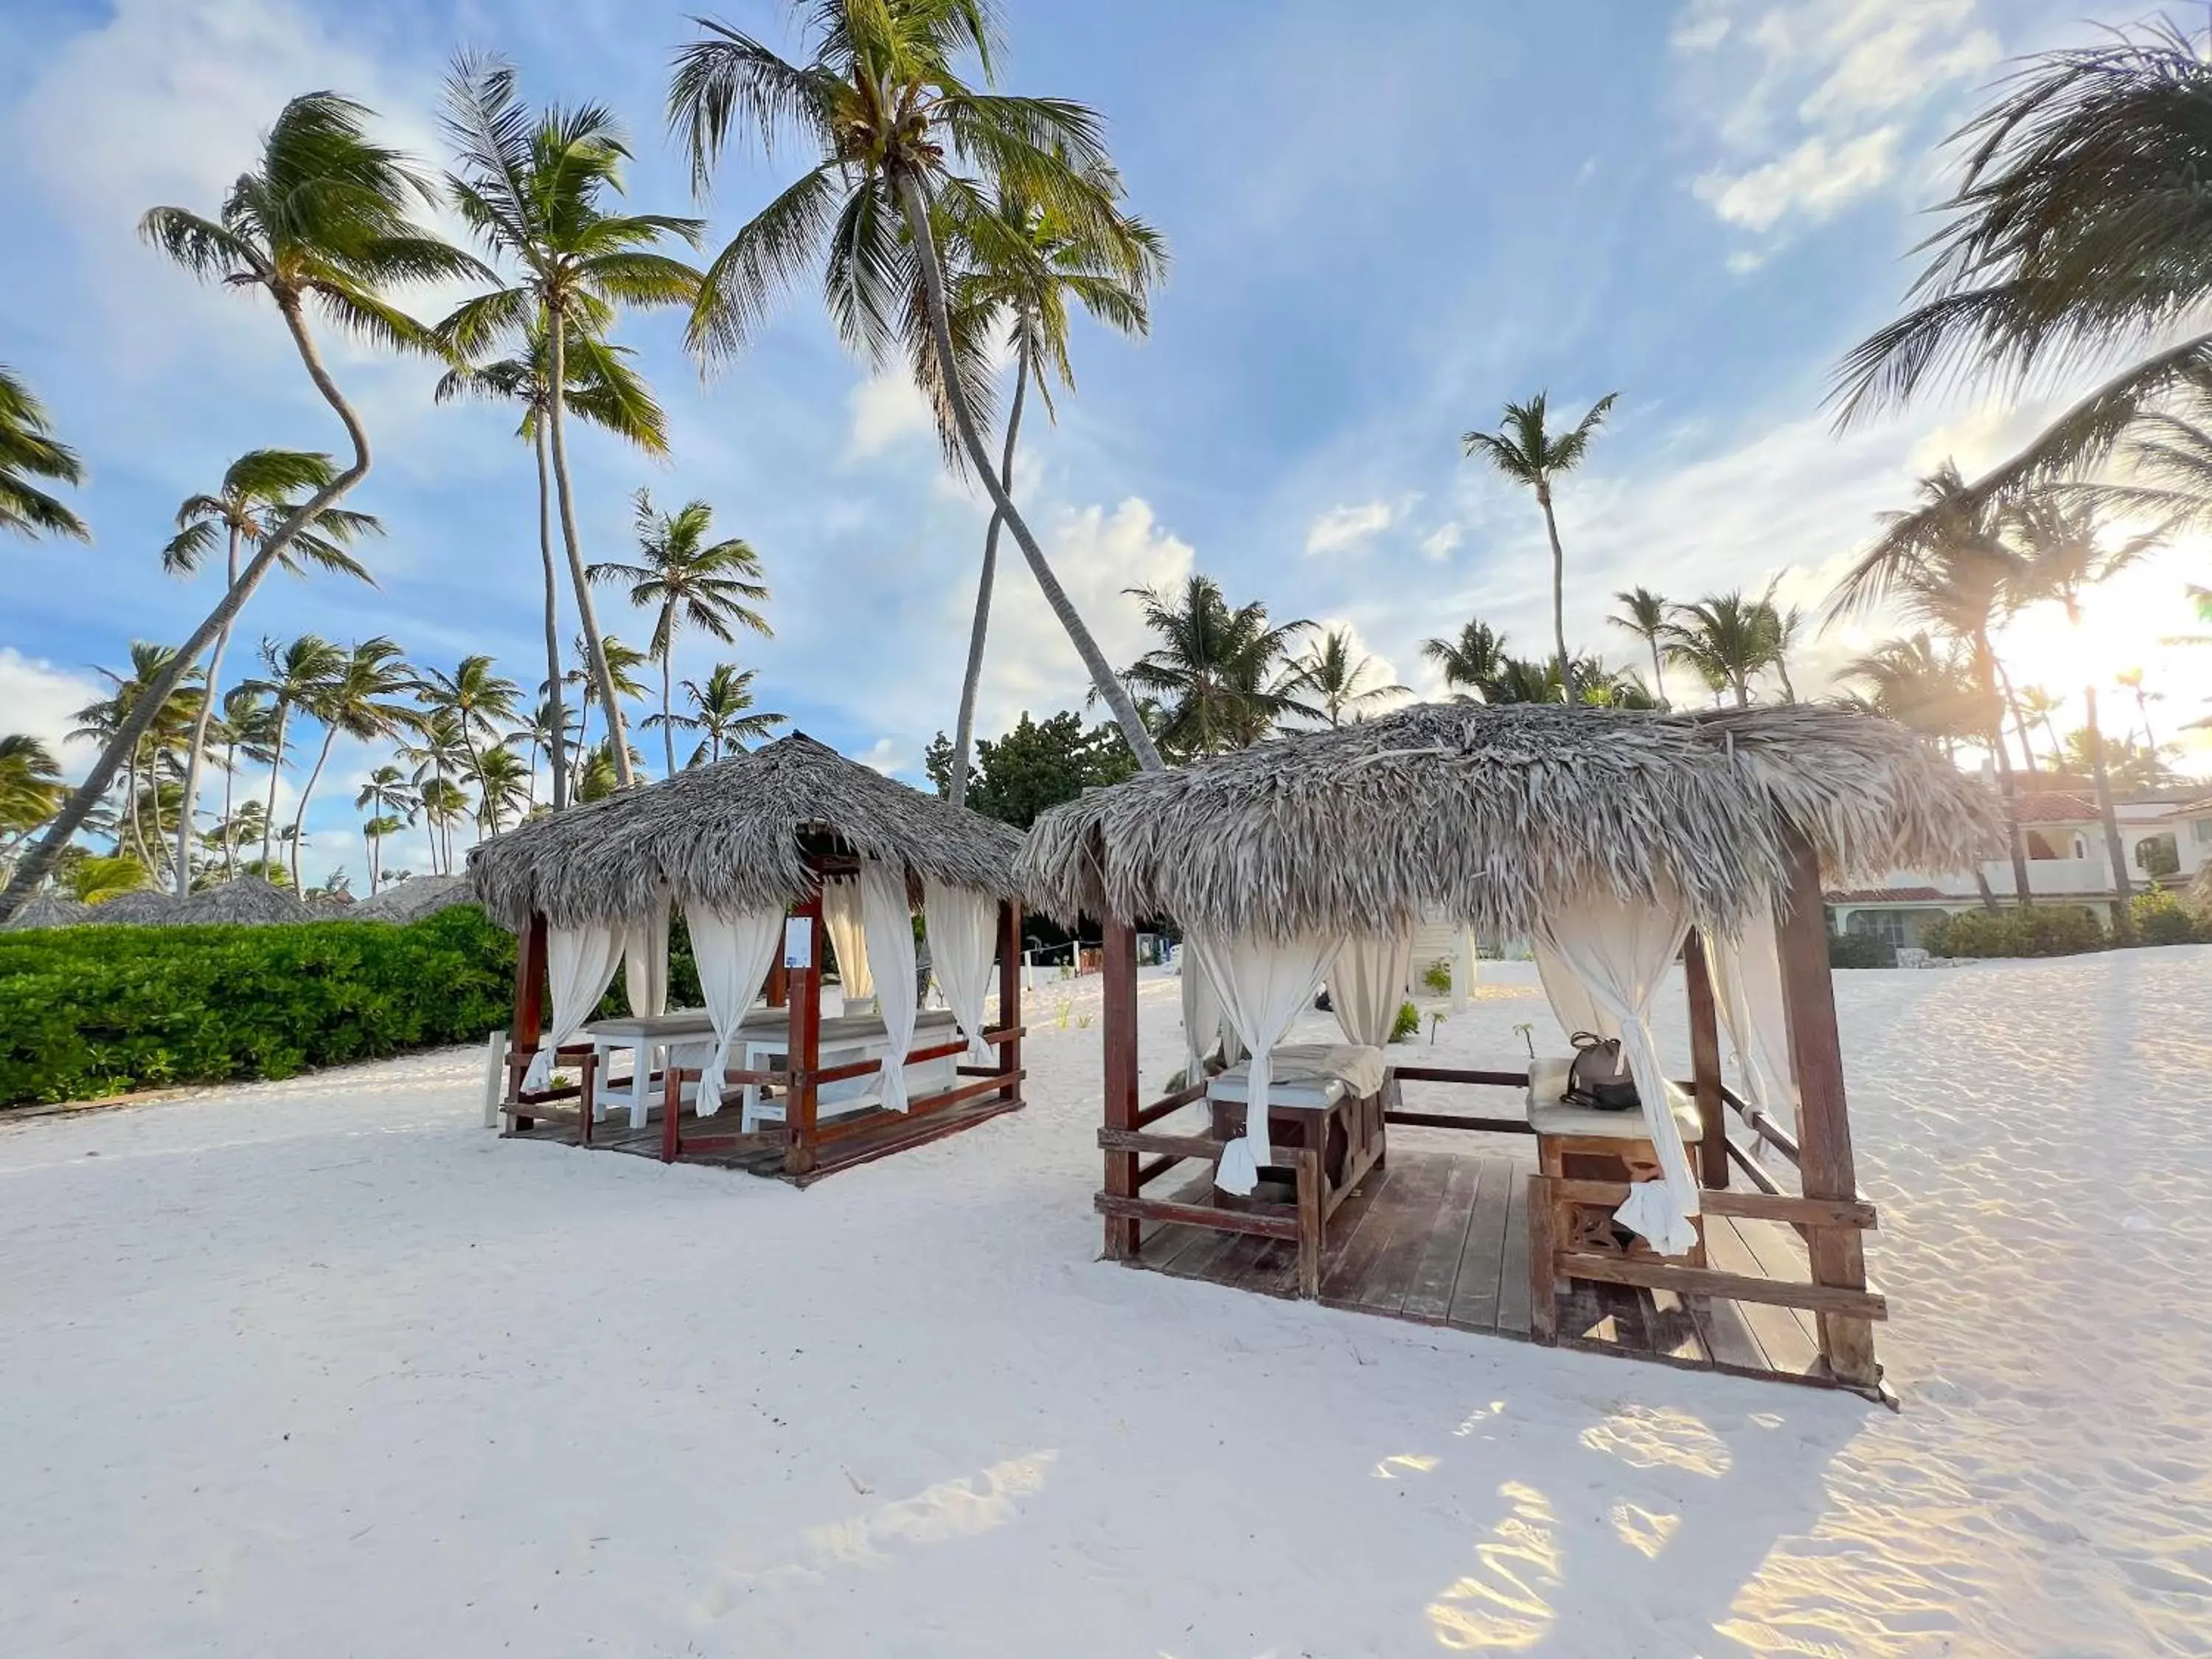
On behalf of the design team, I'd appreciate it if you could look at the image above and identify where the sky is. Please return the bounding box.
[2,0,2208,888]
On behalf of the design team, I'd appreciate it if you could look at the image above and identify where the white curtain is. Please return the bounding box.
[1706,891,1799,1133]
[520,920,627,1093]
[823,877,873,1003]
[1329,930,1413,1048]
[623,890,671,1018]
[1180,948,1225,1085]
[1534,888,1700,1257]
[924,878,998,1065]
[1452,927,1476,1014]
[1534,937,1617,1043]
[683,902,785,1116]
[859,858,919,1113]
[1187,929,1342,1197]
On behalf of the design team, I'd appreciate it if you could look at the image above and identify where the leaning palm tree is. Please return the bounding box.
[160,449,381,896]
[285,638,417,889]
[354,764,414,892]
[1289,628,1407,727]
[243,634,344,877]
[1608,586,1670,709]
[647,661,787,765]
[939,167,1166,806]
[0,735,66,880]
[437,52,703,792]
[70,644,204,884]
[1461,390,1618,706]
[1421,619,1512,702]
[0,93,478,924]
[1118,574,1315,756]
[417,655,521,812]
[1664,594,1782,708]
[669,0,1166,771]
[588,490,771,779]
[434,323,667,810]
[0,364,88,540]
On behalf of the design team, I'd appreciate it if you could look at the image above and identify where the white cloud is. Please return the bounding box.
[1419,523,1464,560]
[1304,500,1396,557]
[0,648,104,774]
[854,737,907,776]
[845,372,936,460]
[1694,126,1900,233]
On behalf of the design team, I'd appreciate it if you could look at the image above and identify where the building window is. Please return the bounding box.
[2134,834,2180,877]
[1846,909,1909,949]
[2194,818,2212,846]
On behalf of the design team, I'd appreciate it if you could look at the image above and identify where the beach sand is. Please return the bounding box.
[1,947,2208,1655]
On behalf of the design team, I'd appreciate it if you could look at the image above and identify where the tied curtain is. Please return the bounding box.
[683,902,785,1116]
[1179,949,1242,1085]
[623,891,671,1018]
[1187,929,1343,1197]
[923,879,999,1065]
[858,858,919,1113]
[1534,938,1616,1044]
[1705,891,1799,1134]
[823,878,873,1004]
[520,921,627,1093]
[1329,931,1413,1048]
[1533,888,1702,1257]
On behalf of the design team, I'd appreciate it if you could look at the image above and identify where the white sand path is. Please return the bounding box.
[1,949,2208,1655]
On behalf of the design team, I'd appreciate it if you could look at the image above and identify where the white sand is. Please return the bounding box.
[2,948,2208,1655]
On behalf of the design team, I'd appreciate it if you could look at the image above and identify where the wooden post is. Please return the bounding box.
[1682,932,1729,1189]
[1775,825,1879,1389]
[782,891,825,1178]
[577,1050,598,1148]
[1527,1172,1559,1344]
[998,900,1023,1107]
[765,955,787,1009]
[509,913,547,1130]
[1101,918,1141,1261]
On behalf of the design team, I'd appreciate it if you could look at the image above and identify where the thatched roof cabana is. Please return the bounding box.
[468,731,1025,931]
[83,888,182,927]
[1,892,90,931]
[1019,701,2003,940]
[173,876,311,927]
[351,873,474,923]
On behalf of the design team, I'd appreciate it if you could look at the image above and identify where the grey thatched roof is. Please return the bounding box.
[467,732,1026,931]
[174,877,310,927]
[351,872,474,923]
[83,888,182,926]
[1018,701,2006,940]
[1,892,90,931]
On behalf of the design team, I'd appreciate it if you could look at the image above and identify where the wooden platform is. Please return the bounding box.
[1133,1147,1855,1391]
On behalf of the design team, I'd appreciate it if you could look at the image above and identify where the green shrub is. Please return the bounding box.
[1827,931,1895,969]
[0,905,522,1107]
[2129,887,2205,947]
[1391,1000,1420,1043]
[1921,906,2107,960]
[1419,959,1453,996]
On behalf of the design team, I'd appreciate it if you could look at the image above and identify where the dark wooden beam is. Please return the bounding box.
[1101,918,1141,1261]
[783,891,824,1178]
[998,899,1023,1105]
[1682,931,1730,1189]
[508,912,546,1130]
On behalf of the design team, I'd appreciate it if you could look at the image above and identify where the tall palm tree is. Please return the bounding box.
[1754,588,1804,702]
[669,1,1166,772]
[394,709,474,874]
[474,744,533,834]
[504,697,566,807]
[417,655,521,819]
[160,449,381,896]
[1838,633,1994,757]
[0,365,88,540]
[1608,587,1669,709]
[414,776,473,875]
[69,644,204,883]
[1,92,477,924]
[566,633,651,761]
[1119,574,1315,756]
[438,52,703,793]
[286,638,416,889]
[1661,594,1780,709]
[2114,667,2162,754]
[647,662,787,765]
[354,764,414,892]
[243,634,344,877]
[2019,685,2066,767]
[1421,619,1512,702]
[0,736,66,880]
[940,168,1166,806]
[435,324,667,810]
[1461,391,1618,707]
[213,687,276,880]
[588,490,771,779]
[1289,628,1407,727]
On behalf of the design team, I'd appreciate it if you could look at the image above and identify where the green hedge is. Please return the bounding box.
[0,906,526,1107]
[1827,931,1896,970]
[1921,906,2108,959]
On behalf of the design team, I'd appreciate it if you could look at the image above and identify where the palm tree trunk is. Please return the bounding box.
[1537,487,1573,708]
[1646,639,1666,709]
[261,706,288,874]
[546,306,633,788]
[659,602,678,780]
[2135,691,2158,757]
[2084,685,2134,935]
[1994,658,2039,780]
[533,423,569,811]
[289,723,338,891]
[122,751,151,872]
[1977,636,2034,906]
[172,526,243,896]
[949,358,1030,807]
[894,173,1164,773]
[0,297,371,922]
[220,734,238,880]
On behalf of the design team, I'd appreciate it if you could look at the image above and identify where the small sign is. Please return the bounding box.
[784,917,813,969]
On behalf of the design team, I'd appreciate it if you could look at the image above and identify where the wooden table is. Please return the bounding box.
[583,1011,720,1131]
[1528,1091,1707,1267]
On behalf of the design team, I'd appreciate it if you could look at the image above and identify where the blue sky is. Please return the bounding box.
[3,0,2204,886]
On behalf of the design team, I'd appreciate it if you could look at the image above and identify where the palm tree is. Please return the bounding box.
[568,633,650,760]
[394,709,473,874]
[160,448,381,896]
[286,639,416,889]
[438,52,703,793]
[1608,587,1669,709]
[414,776,473,874]
[647,662,787,764]
[1755,588,1804,702]
[474,744,533,834]
[2019,685,2067,767]
[0,365,88,540]
[213,687,276,881]
[0,736,65,881]
[1461,391,1618,706]
[1421,619,1512,702]
[354,764,414,892]
[1661,594,1779,708]
[1119,574,1315,755]
[242,634,342,877]
[588,490,771,779]
[940,168,1166,807]
[1832,17,2212,504]
[505,697,566,807]
[669,1,1167,772]
[434,324,667,810]
[1838,633,1995,757]
[1,92,477,924]
[417,655,522,818]
[70,644,204,883]
[2114,667,2162,753]
[573,738,643,804]
[1289,628,1407,726]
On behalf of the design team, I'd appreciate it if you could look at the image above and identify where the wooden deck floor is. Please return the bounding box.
[1134,1147,1854,1391]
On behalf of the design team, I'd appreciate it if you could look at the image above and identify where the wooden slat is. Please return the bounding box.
[1388,1066,1529,1087]
[1383,1111,1536,1134]
[1546,1178,1877,1231]
[1093,1192,1302,1242]
[1135,1083,1209,1127]
[1099,1127,1222,1162]
[794,1095,1019,1185]
[1339,1152,1452,1313]
[1315,1164,1394,1290]
[1444,1157,1516,1332]
[1638,1288,1711,1367]
[1398,1157,1482,1324]
[1688,1290,1770,1374]
[1725,1211,1826,1359]
[1556,1245,1888,1321]
[1496,1172,1534,1335]
[809,1072,1019,1146]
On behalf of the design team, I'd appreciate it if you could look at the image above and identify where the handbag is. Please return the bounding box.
[1564,1030,1639,1111]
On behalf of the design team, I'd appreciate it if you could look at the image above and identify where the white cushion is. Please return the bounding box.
[1206,1043,1387,1109]
[1528,1081,1703,1144]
